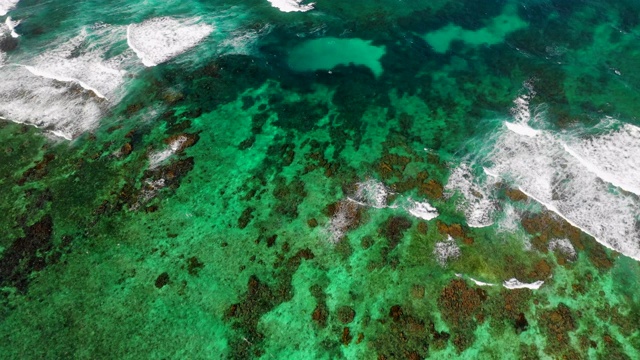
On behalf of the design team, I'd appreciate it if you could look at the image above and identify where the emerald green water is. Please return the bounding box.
[1,0,640,358]
[288,37,386,78]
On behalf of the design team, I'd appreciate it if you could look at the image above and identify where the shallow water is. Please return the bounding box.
[1,0,639,358]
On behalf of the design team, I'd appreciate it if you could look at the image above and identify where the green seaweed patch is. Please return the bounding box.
[17,153,56,186]
[302,139,344,178]
[273,100,329,133]
[484,288,533,335]
[371,304,434,359]
[272,176,307,219]
[378,216,412,267]
[181,54,270,113]
[237,207,255,229]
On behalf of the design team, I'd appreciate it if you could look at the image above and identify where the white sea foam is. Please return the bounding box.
[267,0,314,12]
[561,122,640,197]
[329,178,439,243]
[504,88,542,137]
[5,16,19,38]
[0,65,105,140]
[451,83,640,261]
[434,235,460,266]
[22,65,110,99]
[348,179,391,209]
[347,178,440,221]
[548,238,577,259]
[0,0,19,16]
[0,26,130,139]
[470,277,496,287]
[326,200,359,244]
[127,17,213,67]
[445,164,496,228]
[148,135,188,169]
[496,203,519,233]
[23,34,127,101]
[457,274,545,290]
[503,278,544,290]
[405,198,439,220]
[455,273,496,286]
[130,178,166,210]
[220,24,272,56]
[485,117,640,261]
[504,121,540,137]
[511,94,532,124]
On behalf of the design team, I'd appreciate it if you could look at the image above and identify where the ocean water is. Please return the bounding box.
[1,0,639,358]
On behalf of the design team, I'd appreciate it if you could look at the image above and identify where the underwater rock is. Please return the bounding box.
[389,305,403,322]
[529,259,552,279]
[417,221,428,234]
[378,153,411,179]
[505,188,528,201]
[266,235,277,248]
[514,311,529,333]
[125,103,144,116]
[186,256,204,276]
[0,34,18,52]
[436,221,465,238]
[312,304,329,328]
[411,285,425,299]
[238,136,255,150]
[418,179,444,199]
[164,132,199,153]
[379,216,412,251]
[155,272,170,288]
[341,327,353,346]
[162,90,184,105]
[144,157,195,189]
[336,306,356,324]
[119,142,133,156]
[272,176,306,218]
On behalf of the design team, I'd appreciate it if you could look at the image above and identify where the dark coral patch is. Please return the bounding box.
[155,272,170,288]
[0,216,54,293]
[18,153,56,185]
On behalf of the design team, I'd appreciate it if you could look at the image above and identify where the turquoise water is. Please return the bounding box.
[1,0,640,358]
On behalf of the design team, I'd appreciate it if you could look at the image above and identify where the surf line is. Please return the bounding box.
[561,141,640,197]
[8,63,109,100]
[126,24,156,67]
[0,114,73,140]
[483,167,640,262]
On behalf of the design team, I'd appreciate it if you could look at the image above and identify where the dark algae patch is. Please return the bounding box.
[0,216,55,293]
[0,0,639,359]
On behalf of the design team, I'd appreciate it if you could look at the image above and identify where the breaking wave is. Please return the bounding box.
[127,17,213,67]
